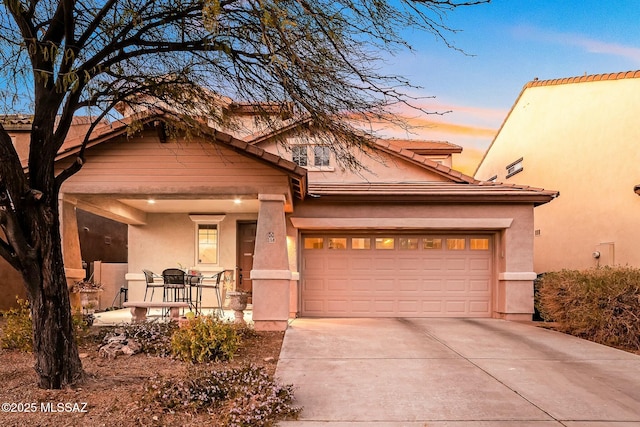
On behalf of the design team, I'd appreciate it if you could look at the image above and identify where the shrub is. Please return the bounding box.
[99,321,178,357]
[171,316,239,363]
[536,266,640,351]
[0,298,33,352]
[145,364,300,427]
[0,298,91,351]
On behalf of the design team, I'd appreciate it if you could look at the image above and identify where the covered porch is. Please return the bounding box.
[56,116,307,331]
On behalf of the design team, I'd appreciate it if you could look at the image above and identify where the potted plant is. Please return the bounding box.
[225,273,249,324]
[70,279,104,315]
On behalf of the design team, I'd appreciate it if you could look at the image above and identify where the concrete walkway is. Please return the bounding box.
[275,318,640,426]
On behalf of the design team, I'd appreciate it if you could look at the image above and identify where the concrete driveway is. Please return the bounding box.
[275,318,640,427]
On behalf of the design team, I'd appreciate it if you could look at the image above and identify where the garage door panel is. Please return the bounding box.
[351,300,373,313]
[423,259,444,270]
[327,257,349,270]
[375,257,397,270]
[398,279,420,291]
[445,258,467,270]
[423,279,444,292]
[327,279,348,291]
[374,278,395,291]
[351,257,374,270]
[445,279,466,292]
[469,279,490,292]
[469,301,491,314]
[374,300,395,313]
[470,258,491,272]
[352,279,371,292]
[301,234,492,318]
[302,278,325,292]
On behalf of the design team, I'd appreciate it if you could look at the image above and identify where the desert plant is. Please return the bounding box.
[536,266,640,351]
[145,364,300,427]
[0,298,91,351]
[171,316,239,363]
[0,298,33,352]
[102,321,179,357]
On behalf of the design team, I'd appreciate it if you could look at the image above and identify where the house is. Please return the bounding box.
[3,106,557,328]
[475,70,640,273]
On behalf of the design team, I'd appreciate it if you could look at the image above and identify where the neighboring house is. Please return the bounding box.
[475,70,640,273]
[3,107,557,328]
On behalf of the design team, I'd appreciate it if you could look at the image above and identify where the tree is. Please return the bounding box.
[0,0,488,388]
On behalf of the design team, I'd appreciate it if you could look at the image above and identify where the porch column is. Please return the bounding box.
[250,194,291,331]
[59,196,86,290]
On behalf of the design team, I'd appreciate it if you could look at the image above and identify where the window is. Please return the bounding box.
[446,238,466,250]
[292,145,308,166]
[351,238,371,250]
[313,146,330,167]
[505,157,523,178]
[304,237,323,249]
[470,238,489,250]
[375,238,395,250]
[399,238,419,250]
[197,224,218,264]
[423,238,442,249]
[328,238,347,249]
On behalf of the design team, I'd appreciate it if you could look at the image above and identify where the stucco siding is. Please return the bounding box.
[476,77,640,272]
[60,130,291,195]
[259,138,451,184]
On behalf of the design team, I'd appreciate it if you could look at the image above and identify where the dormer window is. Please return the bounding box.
[506,157,523,178]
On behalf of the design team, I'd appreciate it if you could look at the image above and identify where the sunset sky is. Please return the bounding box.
[380,0,640,174]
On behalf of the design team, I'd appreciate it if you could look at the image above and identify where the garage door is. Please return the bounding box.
[300,234,492,317]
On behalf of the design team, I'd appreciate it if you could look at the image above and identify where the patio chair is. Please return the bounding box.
[162,268,188,305]
[194,269,232,317]
[142,269,163,302]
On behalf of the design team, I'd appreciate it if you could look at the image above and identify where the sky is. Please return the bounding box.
[379,0,640,174]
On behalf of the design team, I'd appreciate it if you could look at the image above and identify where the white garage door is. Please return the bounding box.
[301,234,492,317]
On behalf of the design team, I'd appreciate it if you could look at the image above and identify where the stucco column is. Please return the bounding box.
[59,196,86,290]
[495,225,537,321]
[250,194,292,331]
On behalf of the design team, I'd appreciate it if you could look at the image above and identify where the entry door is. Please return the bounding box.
[236,221,257,295]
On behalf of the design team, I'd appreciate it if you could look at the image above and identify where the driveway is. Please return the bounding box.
[275,318,640,426]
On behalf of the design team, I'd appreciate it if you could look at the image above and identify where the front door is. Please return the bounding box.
[236,221,257,298]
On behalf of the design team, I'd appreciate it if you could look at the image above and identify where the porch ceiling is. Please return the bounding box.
[118,198,260,214]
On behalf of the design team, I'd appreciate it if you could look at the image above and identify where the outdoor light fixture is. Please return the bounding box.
[234,198,242,204]
[147,199,156,204]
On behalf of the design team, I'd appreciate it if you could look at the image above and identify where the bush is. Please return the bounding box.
[115,321,178,357]
[0,298,33,352]
[145,364,300,427]
[536,266,640,351]
[171,316,239,363]
[0,298,92,351]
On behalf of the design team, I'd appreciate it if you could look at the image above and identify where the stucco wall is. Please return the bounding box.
[259,138,451,184]
[475,77,640,272]
[127,212,257,306]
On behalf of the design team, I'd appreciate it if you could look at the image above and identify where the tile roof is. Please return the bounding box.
[524,70,640,89]
[307,181,558,206]
[381,139,462,154]
[474,69,640,176]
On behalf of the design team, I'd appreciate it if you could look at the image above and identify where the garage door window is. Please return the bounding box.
[328,238,347,249]
[351,238,371,250]
[399,238,419,250]
[447,238,466,250]
[304,237,323,249]
[423,238,442,249]
[375,237,395,249]
[470,238,490,250]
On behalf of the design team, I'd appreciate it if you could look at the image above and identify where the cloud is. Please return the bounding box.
[563,35,640,64]
[514,24,640,65]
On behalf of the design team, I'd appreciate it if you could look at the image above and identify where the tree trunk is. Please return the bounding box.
[23,205,83,389]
